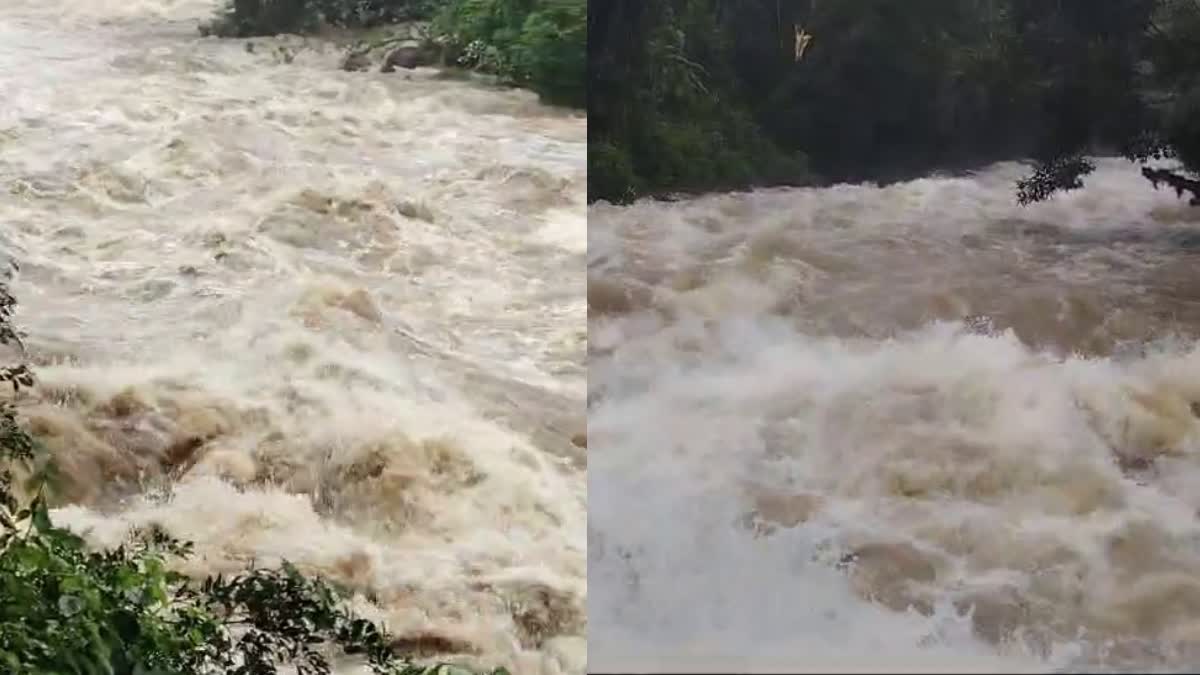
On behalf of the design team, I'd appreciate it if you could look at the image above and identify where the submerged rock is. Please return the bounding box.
[395,199,435,222]
[341,51,372,72]
[381,45,433,72]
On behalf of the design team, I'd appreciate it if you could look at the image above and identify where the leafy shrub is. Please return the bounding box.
[506,0,586,106]
[587,141,639,204]
[1016,155,1096,204]
[0,268,502,675]
[435,0,586,107]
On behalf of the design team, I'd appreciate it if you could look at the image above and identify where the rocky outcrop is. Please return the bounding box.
[338,40,438,73]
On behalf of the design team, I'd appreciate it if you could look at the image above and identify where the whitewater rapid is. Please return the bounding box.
[1,2,586,673]
[589,160,1200,673]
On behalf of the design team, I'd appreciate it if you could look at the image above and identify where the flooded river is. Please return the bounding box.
[0,1,586,673]
[590,160,1200,673]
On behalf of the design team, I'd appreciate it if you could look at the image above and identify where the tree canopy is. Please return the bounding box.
[588,0,1200,205]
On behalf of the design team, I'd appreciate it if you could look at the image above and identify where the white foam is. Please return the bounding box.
[1,3,585,672]
[589,161,1200,672]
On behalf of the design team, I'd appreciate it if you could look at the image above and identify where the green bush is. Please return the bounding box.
[587,141,639,204]
[435,0,587,107]
[0,268,502,675]
[508,1,586,106]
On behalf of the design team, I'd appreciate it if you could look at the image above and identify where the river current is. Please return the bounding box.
[590,159,1200,673]
[1,2,587,673]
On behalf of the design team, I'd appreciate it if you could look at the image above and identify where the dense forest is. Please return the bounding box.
[588,0,1200,204]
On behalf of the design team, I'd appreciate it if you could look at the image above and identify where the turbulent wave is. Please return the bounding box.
[1,3,586,674]
[589,159,1200,673]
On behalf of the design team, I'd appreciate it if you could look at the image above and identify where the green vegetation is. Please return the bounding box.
[588,0,1200,204]
[200,0,585,108]
[589,1,810,201]
[0,267,504,675]
[434,0,586,107]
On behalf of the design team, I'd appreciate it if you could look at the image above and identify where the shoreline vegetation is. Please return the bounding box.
[200,0,585,109]
[588,0,1200,206]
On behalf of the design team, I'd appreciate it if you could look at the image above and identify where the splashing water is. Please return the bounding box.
[1,2,586,673]
[589,159,1200,673]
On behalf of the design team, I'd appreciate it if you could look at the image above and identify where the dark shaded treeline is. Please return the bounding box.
[588,0,1200,204]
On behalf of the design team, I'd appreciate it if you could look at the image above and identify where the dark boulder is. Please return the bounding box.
[381,45,434,72]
